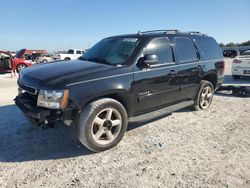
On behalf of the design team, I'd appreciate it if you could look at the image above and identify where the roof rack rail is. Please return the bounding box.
[188,31,203,35]
[137,29,180,35]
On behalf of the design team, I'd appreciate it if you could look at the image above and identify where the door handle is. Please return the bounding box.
[168,70,176,76]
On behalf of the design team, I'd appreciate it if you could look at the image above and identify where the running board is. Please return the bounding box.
[129,100,194,122]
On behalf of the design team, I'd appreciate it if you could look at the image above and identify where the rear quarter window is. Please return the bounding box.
[195,37,222,60]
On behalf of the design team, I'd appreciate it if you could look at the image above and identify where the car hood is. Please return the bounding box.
[19,60,118,89]
[15,49,26,58]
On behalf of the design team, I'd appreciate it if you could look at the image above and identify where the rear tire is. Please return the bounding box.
[193,80,214,111]
[232,75,241,79]
[64,57,70,60]
[76,98,128,152]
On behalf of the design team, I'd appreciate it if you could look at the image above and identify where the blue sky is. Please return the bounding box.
[0,0,249,51]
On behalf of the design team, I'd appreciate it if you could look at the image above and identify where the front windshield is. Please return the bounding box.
[79,37,141,66]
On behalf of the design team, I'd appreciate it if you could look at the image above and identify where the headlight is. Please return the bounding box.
[37,90,69,109]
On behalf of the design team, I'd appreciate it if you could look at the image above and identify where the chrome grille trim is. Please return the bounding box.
[18,80,38,95]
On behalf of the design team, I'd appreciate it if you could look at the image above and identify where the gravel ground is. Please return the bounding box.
[0,59,250,187]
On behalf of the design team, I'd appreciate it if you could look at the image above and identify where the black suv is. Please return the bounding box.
[223,49,240,58]
[15,30,224,152]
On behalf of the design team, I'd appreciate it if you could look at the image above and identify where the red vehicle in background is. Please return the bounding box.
[0,49,32,72]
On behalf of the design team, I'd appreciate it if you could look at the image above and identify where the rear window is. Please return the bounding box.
[174,37,198,63]
[195,37,222,60]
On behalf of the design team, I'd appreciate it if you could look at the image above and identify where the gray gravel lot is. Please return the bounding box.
[0,59,250,187]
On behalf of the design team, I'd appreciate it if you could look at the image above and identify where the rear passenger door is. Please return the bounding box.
[173,37,201,101]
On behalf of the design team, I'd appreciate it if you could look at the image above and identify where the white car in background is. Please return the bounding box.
[232,50,250,79]
[58,49,85,60]
[35,53,59,63]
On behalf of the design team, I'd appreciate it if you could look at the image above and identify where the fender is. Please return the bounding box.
[68,72,134,116]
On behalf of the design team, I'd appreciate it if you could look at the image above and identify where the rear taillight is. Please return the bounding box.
[233,59,241,64]
[219,61,225,75]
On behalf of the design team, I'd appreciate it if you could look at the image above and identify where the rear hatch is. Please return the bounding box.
[238,56,250,68]
[234,56,250,75]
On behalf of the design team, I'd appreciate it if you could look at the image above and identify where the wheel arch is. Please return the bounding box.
[16,63,27,72]
[81,90,131,117]
[202,72,218,90]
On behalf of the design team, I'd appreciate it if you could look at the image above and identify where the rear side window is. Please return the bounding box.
[76,50,82,54]
[144,37,173,64]
[195,37,222,60]
[174,37,198,63]
[68,50,74,54]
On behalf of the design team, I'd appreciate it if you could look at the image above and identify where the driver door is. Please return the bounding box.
[133,37,180,115]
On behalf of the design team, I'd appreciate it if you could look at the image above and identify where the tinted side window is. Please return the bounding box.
[174,37,198,63]
[68,50,74,54]
[144,37,173,64]
[195,37,222,60]
[76,50,82,54]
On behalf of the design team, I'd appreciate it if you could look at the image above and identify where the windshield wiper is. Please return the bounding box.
[87,58,114,66]
[79,57,115,66]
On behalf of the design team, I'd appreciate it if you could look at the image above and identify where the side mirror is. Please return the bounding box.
[144,54,158,65]
[137,54,158,69]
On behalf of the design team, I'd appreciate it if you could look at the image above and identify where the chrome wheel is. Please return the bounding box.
[200,86,213,109]
[91,108,122,145]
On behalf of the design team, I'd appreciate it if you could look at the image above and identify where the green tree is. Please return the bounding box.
[225,42,238,47]
[241,40,250,46]
[219,43,225,47]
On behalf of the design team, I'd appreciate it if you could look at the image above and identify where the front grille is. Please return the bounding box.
[18,80,38,95]
[23,92,38,102]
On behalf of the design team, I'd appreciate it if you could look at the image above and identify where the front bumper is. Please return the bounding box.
[15,95,60,124]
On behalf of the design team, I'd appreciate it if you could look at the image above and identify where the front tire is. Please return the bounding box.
[16,63,27,73]
[193,80,214,111]
[76,98,128,152]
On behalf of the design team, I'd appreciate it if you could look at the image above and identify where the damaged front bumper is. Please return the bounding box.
[14,94,61,125]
